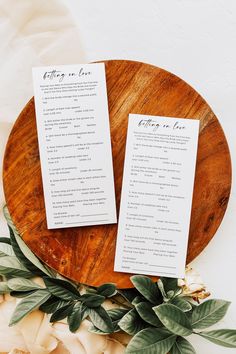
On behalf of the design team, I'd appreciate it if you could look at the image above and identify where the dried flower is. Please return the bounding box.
[178,266,210,301]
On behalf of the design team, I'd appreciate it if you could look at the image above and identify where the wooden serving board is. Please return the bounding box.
[3,60,231,288]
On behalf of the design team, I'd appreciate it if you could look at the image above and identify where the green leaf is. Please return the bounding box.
[80,303,90,320]
[167,290,175,299]
[0,243,15,257]
[0,237,11,245]
[191,299,231,329]
[8,277,43,291]
[118,288,140,303]
[107,308,129,332]
[89,326,110,335]
[131,275,161,305]
[136,302,163,327]
[170,297,192,312]
[8,226,53,277]
[8,227,41,275]
[118,308,148,335]
[10,290,38,298]
[68,302,88,332]
[153,304,193,336]
[97,283,117,297]
[160,277,180,294]
[107,308,128,321]
[39,296,69,314]
[170,337,196,354]
[88,306,114,333]
[0,281,10,294]
[85,288,97,294]
[89,308,127,334]
[3,206,18,233]
[0,256,32,278]
[157,279,168,301]
[43,277,80,300]
[199,329,236,348]
[9,289,51,326]
[89,307,127,334]
[126,327,176,354]
[50,303,74,322]
[3,207,54,277]
[132,296,144,306]
[80,293,105,308]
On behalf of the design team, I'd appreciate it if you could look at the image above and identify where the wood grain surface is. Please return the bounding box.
[3,60,231,288]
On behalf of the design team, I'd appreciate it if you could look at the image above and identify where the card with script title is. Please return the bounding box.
[114,114,199,278]
[32,63,117,229]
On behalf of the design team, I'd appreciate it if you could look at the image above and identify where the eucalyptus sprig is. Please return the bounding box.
[0,206,236,354]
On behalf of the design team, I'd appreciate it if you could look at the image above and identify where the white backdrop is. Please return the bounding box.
[61,1,236,353]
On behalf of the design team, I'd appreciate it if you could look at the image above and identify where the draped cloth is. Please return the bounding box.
[0,1,126,353]
[0,0,85,233]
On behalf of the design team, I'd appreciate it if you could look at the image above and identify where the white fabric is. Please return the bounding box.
[0,294,126,354]
[0,1,124,353]
[0,0,86,235]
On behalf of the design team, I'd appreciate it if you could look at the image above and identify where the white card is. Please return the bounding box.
[32,63,116,229]
[114,114,199,278]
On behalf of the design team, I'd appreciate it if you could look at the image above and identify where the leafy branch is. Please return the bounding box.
[0,206,236,353]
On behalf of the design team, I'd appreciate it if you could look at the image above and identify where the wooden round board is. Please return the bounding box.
[3,60,231,288]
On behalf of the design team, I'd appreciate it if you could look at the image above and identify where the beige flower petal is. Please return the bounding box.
[177,279,185,287]
[16,310,44,343]
[75,320,107,354]
[184,267,205,289]
[110,332,131,346]
[26,343,56,354]
[190,291,211,300]
[17,310,58,354]
[0,297,27,352]
[53,322,86,354]
[51,341,70,354]
[178,267,210,300]
[104,338,125,354]
[35,313,58,351]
